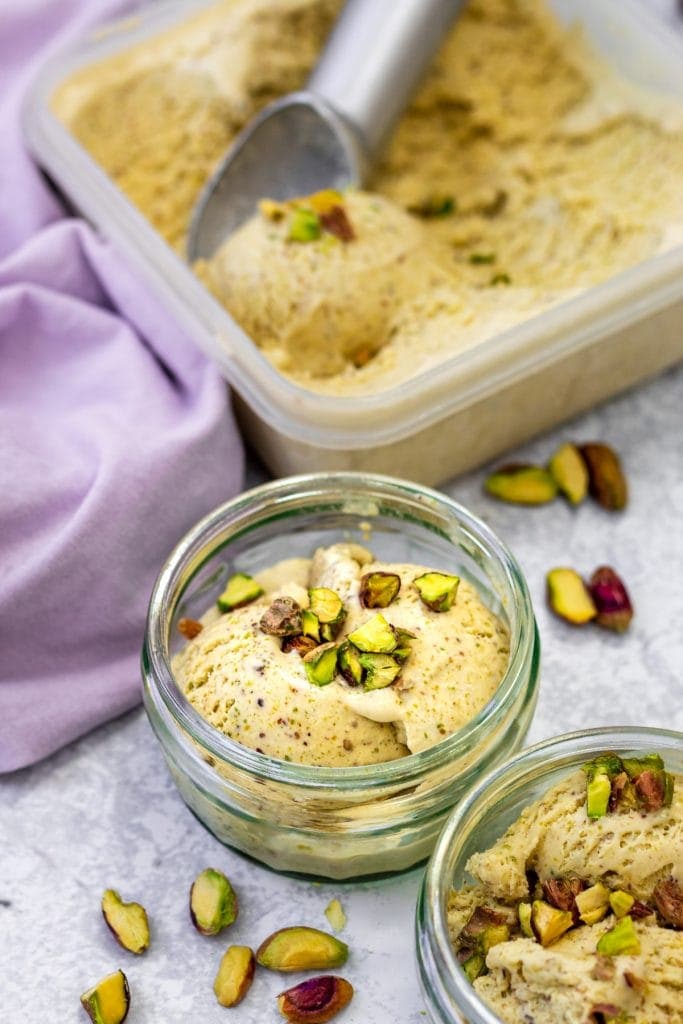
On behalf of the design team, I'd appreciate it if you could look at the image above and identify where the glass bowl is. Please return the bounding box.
[416,726,683,1024]
[141,472,539,880]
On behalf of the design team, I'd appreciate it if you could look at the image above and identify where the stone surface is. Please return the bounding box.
[2,5,682,1020]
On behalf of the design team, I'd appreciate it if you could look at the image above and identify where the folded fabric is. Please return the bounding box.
[0,0,245,772]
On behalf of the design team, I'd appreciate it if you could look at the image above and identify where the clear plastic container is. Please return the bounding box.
[22,0,683,484]
[416,726,683,1024]
[141,473,539,879]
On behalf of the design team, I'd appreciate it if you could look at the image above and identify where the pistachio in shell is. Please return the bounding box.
[580,443,627,511]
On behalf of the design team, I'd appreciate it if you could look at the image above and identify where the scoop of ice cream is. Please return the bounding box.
[477,919,683,1024]
[466,769,683,902]
[173,542,509,766]
[195,191,457,378]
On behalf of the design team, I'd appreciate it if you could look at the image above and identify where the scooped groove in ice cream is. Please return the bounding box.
[172,543,510,767]
[54,0,683,396]
[448,755,683,1024]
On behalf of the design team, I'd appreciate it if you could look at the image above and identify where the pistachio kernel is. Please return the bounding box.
[80,969,130,1024]
[324,898,346,933]
[518,902,533,938]
[548,442,589,505]
[393,627,416,663]
[580,443,628,511]
[347,614,397,654]
[260,597,303,637]
[282,635,318,658]
[652,877,683,930]
[359,572,401,609]
[588,567,633,633]
[414,572,460,612]
[214,946,255,1008]
[531,900,574,947]
[303,643,338,687]
[358,652,402,691]
[308,588,345,626]
[337,641,363,686]
[575,883,611,926]
[596,915,640,956]
[189,868,238,936]
[277,976,353,1023]
[609,891,635,919]
[288,207,321,243]
[217,573,264,612]
[101,890,150,955]
[257,927,348,972]
[546,568,597,626]
[301,609,321,642]
[485,464,558,505]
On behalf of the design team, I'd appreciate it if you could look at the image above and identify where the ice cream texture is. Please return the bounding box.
[54,0,683,395]
[448,763,683,1024]
[172,543,509,766]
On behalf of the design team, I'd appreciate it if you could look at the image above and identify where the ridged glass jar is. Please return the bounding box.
[416,726,683,1024]
[142,473,539,880]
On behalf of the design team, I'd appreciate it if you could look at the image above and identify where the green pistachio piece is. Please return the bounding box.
[518,902,533,938]
[480,924,510,953]
[217,573,264,612]
[337,641,363,686]
[609,891,635,919]
[393,627,416,663]
[359,572,401,609]
[101,890,150,955]
[358,652,401,691]
[575,883,610,926]
[621,754,664,779]
[259,597,302,637]
[583,753,624,781]
[213,945,255,1008]
[596,915,640,956]
[320,622,336,643]
[462,952,487,982]
[414,572,460,612]
[256,926,348,971]
[485,465,558,505]
[288,208,321,242]
[281,634,318,658]
[303,642,338,686]
[548,442,589,505]
[301,609,321,642]
[190,868,238,936]
[347,614,397,653]
[308,588,345,626]
[80,970,130,1024]
[586,775,612,819]
[278,976,354,1023]
[531,900,574,947]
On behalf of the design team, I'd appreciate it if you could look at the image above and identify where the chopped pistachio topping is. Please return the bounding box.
[217,573,263,612]
[393,627,416,663]
[469,252,496,265]
[301,609,321,642]
[358,652,402,691]
[337,641,364,686]
[575,883,610,926]
[596,915,640,956]
[308,587,345,626]
[414,572,460,612]
[303,642,338,686]
[609,891,635,919]
[531,900,574,946]
[259,597,302,637]
[288,207,321,243]
[359,571,401,609]
[582,751,674,816]
[518,902,533,938]
[347,613,397,654]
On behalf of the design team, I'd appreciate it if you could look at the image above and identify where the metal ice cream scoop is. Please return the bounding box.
[188,0,464,261]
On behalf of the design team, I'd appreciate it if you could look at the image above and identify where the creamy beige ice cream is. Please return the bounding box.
[54,0,683,395]
[448,760,683,1024]
[172,543,509,766]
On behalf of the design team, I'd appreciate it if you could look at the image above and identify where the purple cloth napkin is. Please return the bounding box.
[0,1,245,772]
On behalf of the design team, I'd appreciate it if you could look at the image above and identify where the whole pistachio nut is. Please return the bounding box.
[596,915,640,956]
[190,868,238,936]
[347,614,397,654]
[484,464,558,505]
[546,568,597,626]
[80,970,130,1024]
[257,927,348,972]
[359,572,401,609]
[358,652,402,691]
[260,597,303,637]
[414,572,460,612]
[548,442,589,505]
[277,975,354,1023]
[303,643,338,687]
[308,588,345,626]
[588,567,633,632]
[337,641,363,686]
[217,573,264,612]
[214,945,255,1008]
[580,443,628,511]
[101,890,150,955]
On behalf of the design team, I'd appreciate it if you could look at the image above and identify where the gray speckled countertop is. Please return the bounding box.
[3,3,683,1020]
[4,359,683,1023]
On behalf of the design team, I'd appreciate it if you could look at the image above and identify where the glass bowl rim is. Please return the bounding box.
[418,724,683,1024]
[143,471,538,789]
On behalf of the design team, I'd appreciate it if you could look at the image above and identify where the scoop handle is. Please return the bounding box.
[307,0,465,160]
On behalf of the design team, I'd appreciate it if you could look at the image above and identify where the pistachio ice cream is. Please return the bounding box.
[448,754,683,1024]
[172,543,509,766]
[54,0,683,395]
